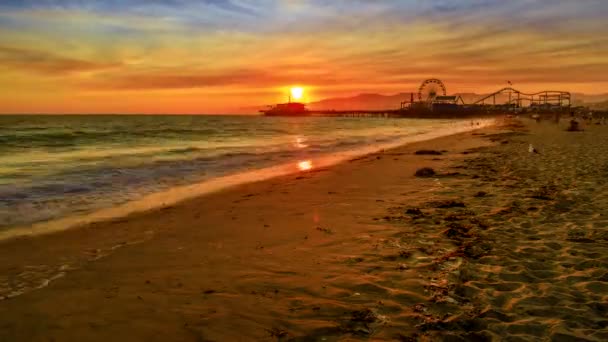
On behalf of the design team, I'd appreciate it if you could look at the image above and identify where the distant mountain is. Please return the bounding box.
[571,93,608,106]
[588,100,608,110]
[307,93,415,111]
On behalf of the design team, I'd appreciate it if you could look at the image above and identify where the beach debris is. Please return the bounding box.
[316,226,333,234]
[528,144,540,154]
[461,242,491,259]
[405,208,424,216]
[340,309,378,336]
[415,150,443,156]
[474,191,487,197]
[399,250,413,259]
[438,172,463,178]
[351,309,376,322]
[444,296,458,304]
[267,327,289,338]
[417,308,489,332]
[529,185,558,200]
[566,229,594,243]
[415,167,436,177]
[470,217,490,229]
[444,222,474,240]
[413,303,427,313]
[346,257,365,264]
[383,250,412,262]
[443,213,466,222]
[430,200,466,209]
[203,289,216,295]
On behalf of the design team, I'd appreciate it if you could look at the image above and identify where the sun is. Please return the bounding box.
[290,87,304,101]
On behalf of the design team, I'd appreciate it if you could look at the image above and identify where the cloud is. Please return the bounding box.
[84,66,369,90]
[1,0,608,114]
[0,46,121,74]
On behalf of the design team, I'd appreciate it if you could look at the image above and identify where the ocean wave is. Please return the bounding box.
[0,115,482,229]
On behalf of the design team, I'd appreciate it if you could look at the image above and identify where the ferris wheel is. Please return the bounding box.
[418,78,447,102]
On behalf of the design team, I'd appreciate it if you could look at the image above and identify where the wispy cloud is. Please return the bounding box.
[0,45,121,74]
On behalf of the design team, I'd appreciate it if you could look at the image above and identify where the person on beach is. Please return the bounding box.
[567,118,581,132]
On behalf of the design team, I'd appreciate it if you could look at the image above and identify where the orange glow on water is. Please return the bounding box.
[298,160,313,171]
[294,137,308,148]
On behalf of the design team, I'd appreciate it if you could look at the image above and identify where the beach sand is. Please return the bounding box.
[0,118,607,341]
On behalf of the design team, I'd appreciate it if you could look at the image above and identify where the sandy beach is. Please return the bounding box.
[1,118,607,341]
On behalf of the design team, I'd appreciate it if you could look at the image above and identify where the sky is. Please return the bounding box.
[1,0,607,114]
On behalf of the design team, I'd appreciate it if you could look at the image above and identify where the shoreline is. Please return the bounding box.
[0,123,499,341]
[0,119,494,242]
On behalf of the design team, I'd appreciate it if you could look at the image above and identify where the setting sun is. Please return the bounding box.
[290,87,304,101]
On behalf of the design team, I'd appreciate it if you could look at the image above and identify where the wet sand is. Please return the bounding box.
[0,118,607,341]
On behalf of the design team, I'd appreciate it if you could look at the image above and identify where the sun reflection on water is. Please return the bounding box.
[294,137,308,148]
[298,160,313,171]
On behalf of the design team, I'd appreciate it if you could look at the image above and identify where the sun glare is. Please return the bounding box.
[298,160,313,171]
[290,87,304,101]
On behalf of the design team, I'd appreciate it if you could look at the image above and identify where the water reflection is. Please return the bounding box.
[294,137,309,149]
[298,160,313,171]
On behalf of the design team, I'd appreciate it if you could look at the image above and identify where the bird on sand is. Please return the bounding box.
[528,144,540,154]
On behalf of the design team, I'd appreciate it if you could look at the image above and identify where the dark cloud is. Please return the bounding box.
[0,0,259,15]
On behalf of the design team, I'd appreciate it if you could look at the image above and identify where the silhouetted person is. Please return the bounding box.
[567,119,581,132]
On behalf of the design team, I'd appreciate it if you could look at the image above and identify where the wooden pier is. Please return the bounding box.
[307,110,403,118]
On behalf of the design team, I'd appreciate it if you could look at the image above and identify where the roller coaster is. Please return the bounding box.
[403,78,571,111]
[470,87,571,108]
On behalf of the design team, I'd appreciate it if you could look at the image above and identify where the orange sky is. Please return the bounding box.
[1,1,607,114]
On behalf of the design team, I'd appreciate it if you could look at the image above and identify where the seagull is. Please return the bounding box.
[528,144,540,154]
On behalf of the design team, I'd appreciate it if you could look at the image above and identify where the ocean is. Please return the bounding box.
[0,115,489,233]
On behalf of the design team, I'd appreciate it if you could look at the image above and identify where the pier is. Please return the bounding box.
[307,109,404,118]
[262,78,574,118]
